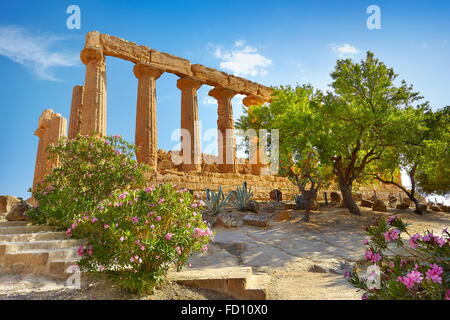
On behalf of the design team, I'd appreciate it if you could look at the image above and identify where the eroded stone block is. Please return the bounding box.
[150,50,192,76]
[191,64,228,87]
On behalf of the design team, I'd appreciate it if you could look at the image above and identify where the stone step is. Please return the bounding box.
[1,239,82,253]
[168,267,269,300]
[0,225,55,234]
[0,220,32,227]
[0,231,68,242]
[18,247,80,260]
[243,273,271,300]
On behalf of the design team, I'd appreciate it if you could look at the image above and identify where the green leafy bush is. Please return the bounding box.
[230,182,253,211]
[70,184,212,294]
[204,186,230,216]
[28,135,149,228]
[347,215,449,300]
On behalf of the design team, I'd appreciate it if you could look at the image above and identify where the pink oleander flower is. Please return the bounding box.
[103,224,110,229]
[343,270,351,278]
[112,134,122,139]
[98,265,105,272]
[179,198,184,203]
[156,216,161,222]
[409,233,423,249]
[118,193,126,200]
[144,186,154,193]
[363,238,370,245]
[433,236,446,248]
[165,233,173,240]
[119,236,125,242]
[131,216,139,224]
[150,225,155,229]
[91,217,97,223]
[425,264,443,284]
[155,255,160,260]
[384,229,400,242]
[159,198,165,204]
[135,240,141,245]
[201,244,208,252]
[364,250,382,263]
[77,245,84,257]
[398,270,423,289]
[175,246,182,255]
[66,228,72,235]
[361,293,369,300]
[87,245,93,256]
[147,211,155,217]
[186,223,191,228]
[387,215,399,225]
[445,290,450,300]
[140,245,145,251]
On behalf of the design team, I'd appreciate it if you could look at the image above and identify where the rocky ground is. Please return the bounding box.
[0,204,448,300]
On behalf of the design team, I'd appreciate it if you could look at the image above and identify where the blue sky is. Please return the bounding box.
[0,0,449,199]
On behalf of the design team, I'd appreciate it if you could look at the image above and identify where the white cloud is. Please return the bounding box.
[213,41,272,77]
[0,26,79,81]
[202,96,216,105]
[330,43,359,57]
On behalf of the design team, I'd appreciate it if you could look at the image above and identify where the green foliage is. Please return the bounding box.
[230,182,253,211]
[415,106,450,196]
[347,215,449,300]
[70,184,212,295]
[204,186,230,216]
[29,135,149,228]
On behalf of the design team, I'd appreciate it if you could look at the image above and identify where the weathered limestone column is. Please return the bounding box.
[208,86,237,173]
[33,110,67,191]
[68,85,84,139]
[133,63,163,170]
[243,94,266,175]
[177,77,203,171]
[79,31,107,136]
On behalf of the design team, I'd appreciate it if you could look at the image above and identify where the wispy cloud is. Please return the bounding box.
[0,26,79,81]
[212,41,272,77]
[330,43,359,57]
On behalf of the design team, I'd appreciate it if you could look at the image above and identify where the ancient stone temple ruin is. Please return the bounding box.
[32,31,301,199]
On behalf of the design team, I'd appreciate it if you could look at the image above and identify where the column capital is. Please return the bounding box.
[208,86,236,100]
[80,47,104,65]
[243,94,266,107]
[133,63,164,80]
[177,76,203,90]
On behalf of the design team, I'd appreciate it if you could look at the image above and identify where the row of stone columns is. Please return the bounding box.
[68,49,264,174]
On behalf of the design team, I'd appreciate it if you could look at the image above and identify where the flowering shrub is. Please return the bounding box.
[28,135,149,228]
[347,215,449,300]
[70,184,212,294]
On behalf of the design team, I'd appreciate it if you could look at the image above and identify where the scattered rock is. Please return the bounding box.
[283,203,297,210]
[430,205,442,212]
[5,200,31,221]
[261,202,284,213]
[352,193,363,202]
[330,192,341,204]
[439,205,449,213]
[274,210,291,222]
[361,200,373,208]
[269,189,282,202]
[372,199,387,212]
[215,213,239,228]
[396,203,410,210]
[246,200,260,213]
[310,200,320,211]
[0,195,20,215]
[243,215,269,227]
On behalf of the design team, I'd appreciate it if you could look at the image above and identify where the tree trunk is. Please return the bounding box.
[338,180,361,215]
[410,196,423,215]
[302,190,316,222]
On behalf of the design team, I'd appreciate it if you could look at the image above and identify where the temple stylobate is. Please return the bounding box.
[33,31,273,191]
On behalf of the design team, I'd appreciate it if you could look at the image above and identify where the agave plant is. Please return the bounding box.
[204,186,230,216]
[230,182,253,211]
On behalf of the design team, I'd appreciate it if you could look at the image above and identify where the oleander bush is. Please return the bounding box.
[347,215,449,300]
[28,135,148,228]
[70,184,212,294]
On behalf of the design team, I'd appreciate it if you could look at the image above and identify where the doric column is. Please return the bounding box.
[208,86,237,173]
[33,110,67,191]
[79,44,107,136]
[68,85,84,139]
[133,63,164,170]
[177,76,203,171]
[243,94,266,175]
